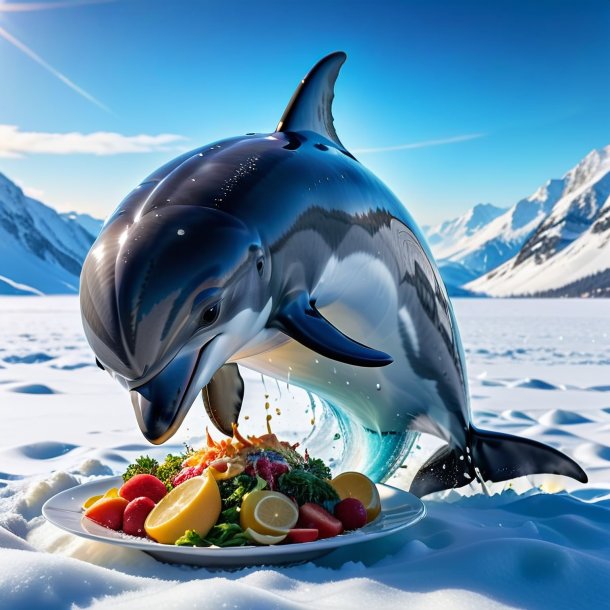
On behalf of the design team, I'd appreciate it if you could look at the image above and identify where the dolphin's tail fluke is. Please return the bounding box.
[409,425,588,497]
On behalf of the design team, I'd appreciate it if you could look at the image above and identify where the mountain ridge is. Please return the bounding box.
[0,172,99,295]
[426,145,610,297]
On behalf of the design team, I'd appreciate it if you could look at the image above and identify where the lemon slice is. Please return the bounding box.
[144,473,221,544]
[244,528,287,545]
[240,490,298,536]
[82,487,119,510]
[330,472,381,522]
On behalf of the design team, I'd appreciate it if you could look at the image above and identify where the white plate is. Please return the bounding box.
[42,475,425,567]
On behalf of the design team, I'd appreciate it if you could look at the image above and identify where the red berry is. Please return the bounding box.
[122,496,156,537]
[119,474,167,503]
[297,503,343,539]
[334,498,367,530]
[84,497,128,531]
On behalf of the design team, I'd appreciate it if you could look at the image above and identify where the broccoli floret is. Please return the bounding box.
[156,454,185,491]
[122,456,159,482]
[175,529,206,546]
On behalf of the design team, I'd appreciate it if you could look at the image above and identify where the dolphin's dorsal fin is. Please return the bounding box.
[276,51,348,151]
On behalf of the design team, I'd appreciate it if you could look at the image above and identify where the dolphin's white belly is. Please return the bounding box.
[238,252,450,437]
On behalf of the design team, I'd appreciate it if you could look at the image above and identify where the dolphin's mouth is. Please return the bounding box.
[130,337,218,444]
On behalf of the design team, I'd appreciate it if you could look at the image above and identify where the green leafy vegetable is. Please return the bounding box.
[302,457,332,480]
[156,454,185,491]
[219,506,240,524]
[122,456,158,482]
[176,523,250,548]
[277,469,339,507]
[217,474,266,511]
[175,529,205,546]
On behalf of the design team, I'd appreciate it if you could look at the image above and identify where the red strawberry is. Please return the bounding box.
[84,497,128,531]
[122,496,156,537]
[297,503,343,539]
[119,474,167,503]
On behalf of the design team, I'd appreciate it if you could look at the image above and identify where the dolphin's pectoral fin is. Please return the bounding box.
[410,425,588,497]
[276,51,353,157]
[269,292,393,367]
[201,363,245,436]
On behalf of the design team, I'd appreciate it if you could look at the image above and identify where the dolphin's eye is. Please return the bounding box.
[200,303,220,327]
[256,256,265,277]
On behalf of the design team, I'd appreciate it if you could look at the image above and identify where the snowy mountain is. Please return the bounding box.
[425,181,565,285]
[60,211,103,240]
[425,203,506,254]
[423,203,507,294]
[0,172,99,295]
[425,145,610,297]
[468,146,610,296]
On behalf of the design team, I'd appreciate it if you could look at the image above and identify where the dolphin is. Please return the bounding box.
[80,52,587,495]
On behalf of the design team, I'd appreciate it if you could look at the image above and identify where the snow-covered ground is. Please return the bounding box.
[1,296,609,609]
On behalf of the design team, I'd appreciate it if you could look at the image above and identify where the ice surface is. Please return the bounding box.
[0,296,609,609]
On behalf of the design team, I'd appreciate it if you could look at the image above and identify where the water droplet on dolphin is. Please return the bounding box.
[376,383,381,391]
[177,229,185,236]
[315,359,319,364]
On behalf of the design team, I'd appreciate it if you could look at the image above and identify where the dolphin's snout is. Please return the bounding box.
[129,346,204,444]
[131,391,174,444]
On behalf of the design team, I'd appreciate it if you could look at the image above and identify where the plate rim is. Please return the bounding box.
[42,475,426,560]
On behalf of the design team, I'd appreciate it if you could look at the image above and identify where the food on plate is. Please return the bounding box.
[239,490,299,535]
[82,486,119,510]
[243,528,287,545]
[122,497,156,537]
[144,471,221,544]
[297,502,344,539]
[329,471,381,523]
[119,473,167,503]
[82,424,382,546]
[83,496,128,530]
[285,528,319,543]
[334,497,367,530]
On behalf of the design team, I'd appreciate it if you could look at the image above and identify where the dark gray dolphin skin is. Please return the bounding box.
[80,52,587,495]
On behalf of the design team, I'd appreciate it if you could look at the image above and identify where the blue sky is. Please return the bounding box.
[0,0,609,225]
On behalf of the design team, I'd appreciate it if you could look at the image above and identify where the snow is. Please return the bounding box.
[1,296,610,609]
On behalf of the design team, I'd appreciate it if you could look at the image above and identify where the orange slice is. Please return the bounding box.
[82,487,119,510]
